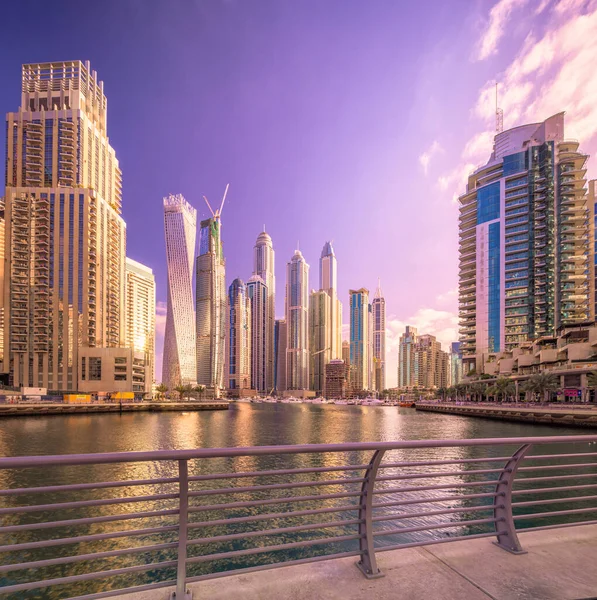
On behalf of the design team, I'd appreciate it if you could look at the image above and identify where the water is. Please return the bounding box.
[0,404,596,599]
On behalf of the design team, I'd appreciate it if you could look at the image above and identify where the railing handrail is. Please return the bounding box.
[3,435,597,469]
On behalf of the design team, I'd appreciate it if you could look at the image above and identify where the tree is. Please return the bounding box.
[522,373,558,403]
[183,384,194,400]
[437,387,446,401]
[495,377,515,402]
[174,385,186,401]
[470,382,486,402]
[586,371,597,403]
[155,383,168,401]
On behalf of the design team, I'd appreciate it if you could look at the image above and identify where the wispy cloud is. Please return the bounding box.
[475,0,529,61]
[419,140,443,176]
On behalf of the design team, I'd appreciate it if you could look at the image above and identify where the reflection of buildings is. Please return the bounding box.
[226,278,251,390]
[349,288,370,391]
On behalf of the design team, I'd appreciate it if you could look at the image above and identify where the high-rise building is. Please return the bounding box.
[398,325,418,388]
[309,289,331,394]
[274,318,287,393]
[324,359,349,399]
[253,230,275,392]
[342,340,350,366]
[459,113,594,373]
[372,281,386,392]
[349,288,370,392]
[196,212,226,394]
[3,61,126,390]
[590,181,597,320]
[414,334,448,389]
[226,278,251,390]
[0,199,4,372]
[163,194,197,388]
[448,341,463,387]
[320,242,343,359]
[125,258,155,395]
[285,249,309,390]
[247,275,267,392]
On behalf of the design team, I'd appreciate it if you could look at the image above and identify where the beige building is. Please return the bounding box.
[225,278,251,390]
[3,61,126,391]
[324,359,349,399]
[309,289,331,394]
[125,258,155,396]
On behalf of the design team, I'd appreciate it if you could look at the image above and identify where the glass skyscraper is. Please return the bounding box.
[349,288,370,392]
[372,281,386,392]
[226,278,251,390]
[247,275,267,392]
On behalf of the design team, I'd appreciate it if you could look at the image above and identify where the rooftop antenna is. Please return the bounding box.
[495,82,503,133]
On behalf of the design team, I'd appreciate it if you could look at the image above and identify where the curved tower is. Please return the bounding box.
[253,230,275,392]
[163,194,197,388]
[286,249,309,390]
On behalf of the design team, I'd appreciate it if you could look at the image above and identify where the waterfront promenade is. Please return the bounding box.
[417,402,597,428]
[116,524,597,600]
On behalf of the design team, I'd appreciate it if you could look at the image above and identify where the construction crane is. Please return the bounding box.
[203,183,229,219]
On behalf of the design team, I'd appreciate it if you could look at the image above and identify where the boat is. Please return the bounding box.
[399,401,416,408]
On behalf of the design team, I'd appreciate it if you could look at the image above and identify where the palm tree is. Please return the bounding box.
[495,377,515,402]
[437,387,446,401]
[522,373,558,403]
[193,385,206,400]
[183,384,194,400]
[155,383,168,401]
[586,371,597,403]
[470,382,486,402]
[454,383,466,401]
[447,386,456,401]
[174,385,186,401]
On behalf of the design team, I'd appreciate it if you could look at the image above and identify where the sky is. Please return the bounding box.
[2,0,597,387]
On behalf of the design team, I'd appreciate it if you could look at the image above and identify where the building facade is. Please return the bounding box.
[349,288,370,392]
[226,278,251,390]
[196,216,226,393]
[324,359,349,399]
[398,326,418,388]
[247,275,267,392]
[285,250,309,390]
[372,281,386,392]
[3,61,127,390]
[253,230,275,392]
[320,242,343,359]
[163,194,197,388]
[125,258,155,395]
[309,289,331,394]
[274,318,287,393]
[448,341,463,387]
[458,113,594,373]
[414,334,448,389]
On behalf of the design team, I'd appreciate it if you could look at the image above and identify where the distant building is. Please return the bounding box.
[349,288,370,391]
[324,359,349,399]
[398,326,418,388]
[226,279,251,390]
[320,242,343,359]
[342,340,350,368]
[372,281,386,392]
[415,334,448,389]
[309,289,331,394]
[448,341,463,387]
[247,275,268,392]
[274,319,287,393]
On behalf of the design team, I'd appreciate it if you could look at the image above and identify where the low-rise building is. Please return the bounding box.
[324,359,349,399]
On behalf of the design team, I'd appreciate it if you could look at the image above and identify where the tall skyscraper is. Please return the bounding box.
[372,281,386,392]
[0,199,4,372]
[125,258,156,395]
[226,278,251,390]
[309,289,331,394]
[274,318,287,393]
[459,113,594,373]
[253,230,275,392]
[196,188,228,394]
[349,288,370,392]
[286,249,309,390]
[3,61,126,389]
[320,242,343,358]
[414,334,448,389]
[398,325,418,388]
[163,194,197,388]
[247,275,267,392]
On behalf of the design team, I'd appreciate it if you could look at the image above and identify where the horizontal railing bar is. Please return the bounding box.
[0,492,179,516]
[188,504,362,529]
[0,508,179,534]
[513,483,597,496]
[187,519,362,546]
[513,473,596,484]
[372,517,499,537]
[188,477,364,497]
[185,550,362,584]
[379,456,511,468]
[518,463,597,472]
[0,476,179,496]
[0,524,178,553]
[186,533,362,564]
[373,480,495,495]
[0,559,178,594]
[523,452,597,461]
[517,519,597,533]
[2,435,596,468]
[189,464,369,481]
[376,530,506,553]
[373,491,501,509]
[513,494,597,508]
[513,507,597,520]
[0,541,178,573]
[67,580,177,600]
[188,490,362,512]
[371,504,497,523]
[377,468,505,482]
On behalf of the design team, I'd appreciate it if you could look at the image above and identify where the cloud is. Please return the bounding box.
[419,140,443,175]
[475,0,529,61]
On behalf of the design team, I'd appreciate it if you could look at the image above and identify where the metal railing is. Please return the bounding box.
[1,435,597,599]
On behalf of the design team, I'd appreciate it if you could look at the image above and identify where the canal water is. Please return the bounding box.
[0,404,595,599]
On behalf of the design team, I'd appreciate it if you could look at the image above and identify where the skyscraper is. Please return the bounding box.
[163,194,197,388]
[253,230,275,392]
[226,278,251,390]
[320,242,343,358]
[414,334,448,389]
[349,288,370,392]
[196,188,228,394]
[286,249,309,390]
[372,281,386,392]
[458,113,594,373]
[274,318,287,393]
[3,61,126,389]
[125,258,156,395]
[398,325,418,388]
[309,289,331,394]
[247,275,267,392]
[449,341,463,387]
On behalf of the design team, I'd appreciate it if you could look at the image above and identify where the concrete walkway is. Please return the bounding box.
[117,524,597,600]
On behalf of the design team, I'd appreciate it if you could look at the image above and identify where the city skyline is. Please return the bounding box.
[2,2,597,388]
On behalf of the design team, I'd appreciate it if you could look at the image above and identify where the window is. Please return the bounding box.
[81,357,86,380]
[503,151,527,176]
[88,357,102,381]
[477,182,500,224]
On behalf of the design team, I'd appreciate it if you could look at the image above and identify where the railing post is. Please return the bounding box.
[356,449,385,579]
[172,459,192,599]
[493,443,532,554]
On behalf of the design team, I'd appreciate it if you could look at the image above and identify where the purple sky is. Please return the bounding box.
[2,0,597,386]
